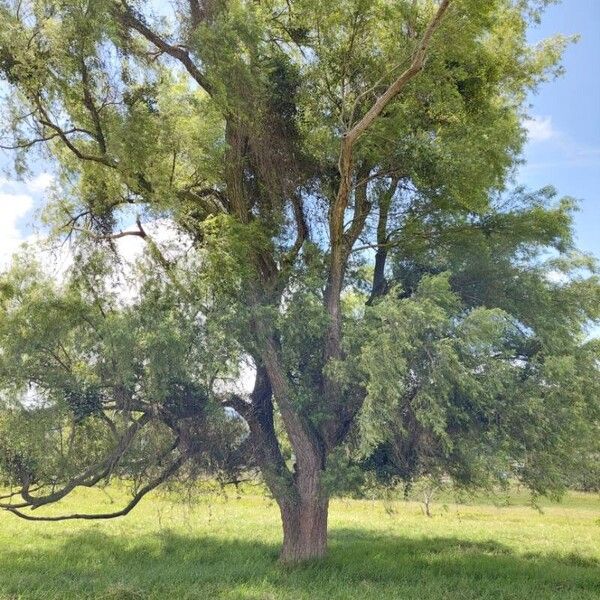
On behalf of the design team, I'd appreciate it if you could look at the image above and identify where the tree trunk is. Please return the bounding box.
[277,467,329,563]
[278,494,329,564]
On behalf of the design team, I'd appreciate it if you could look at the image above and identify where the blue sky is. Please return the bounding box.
[518,0,600,259]
[0,0,599,264]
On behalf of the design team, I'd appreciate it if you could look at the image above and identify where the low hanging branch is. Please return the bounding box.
[0,414,153,512]
[1,416,186,522]
[3,454,187,522]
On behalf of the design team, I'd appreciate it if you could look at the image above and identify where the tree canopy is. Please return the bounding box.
[0,0,598,563]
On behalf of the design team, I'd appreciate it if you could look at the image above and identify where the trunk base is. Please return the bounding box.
[278,496,329,564]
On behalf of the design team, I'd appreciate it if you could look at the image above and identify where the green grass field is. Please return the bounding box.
[0,486,598,600]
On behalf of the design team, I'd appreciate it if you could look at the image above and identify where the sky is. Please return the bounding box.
[0,0,599,267]
[519,0,600,258]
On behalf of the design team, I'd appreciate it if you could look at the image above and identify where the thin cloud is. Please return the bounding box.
[524,115,557,143]
[26,172,54,192]
[522,115,600,169]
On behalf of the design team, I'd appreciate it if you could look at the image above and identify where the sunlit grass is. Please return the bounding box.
[0,485,598,599]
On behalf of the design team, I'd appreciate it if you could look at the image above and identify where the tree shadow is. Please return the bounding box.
[1,526,598,599]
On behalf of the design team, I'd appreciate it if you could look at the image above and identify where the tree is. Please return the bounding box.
[0,0,597,563]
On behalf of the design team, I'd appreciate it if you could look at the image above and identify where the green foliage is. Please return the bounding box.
[0,249,247,491]
[352,191,600,495]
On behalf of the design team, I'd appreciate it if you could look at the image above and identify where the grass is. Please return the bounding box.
[0,485,598,599]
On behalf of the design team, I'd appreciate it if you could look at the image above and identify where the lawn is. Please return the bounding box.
[0,485,598,599]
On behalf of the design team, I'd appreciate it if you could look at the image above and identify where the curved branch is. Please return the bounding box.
[282,193,309,268]
[37,105,117,168]
[2,413,152,511]
[4,454,186,522]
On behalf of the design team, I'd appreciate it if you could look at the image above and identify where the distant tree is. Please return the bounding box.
[0,0,598,563]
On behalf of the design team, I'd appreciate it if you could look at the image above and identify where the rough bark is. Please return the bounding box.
[278,459,328,563]
[227,355,328,563]
[261,341,330,563]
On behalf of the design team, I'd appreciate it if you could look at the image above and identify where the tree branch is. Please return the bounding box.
[188,0,204,29]
[345,0,451,145]
[37,103,117,168]
[80,56,107,154]
[282,193,308,268]
[368,178,400,303]
[324,0,452,362]
[116,2,213,95]
[4,454,186,522]
[74,226,146,242]
[1,413,152,511]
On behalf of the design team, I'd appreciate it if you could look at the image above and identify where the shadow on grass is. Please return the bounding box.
[0,527,599,599]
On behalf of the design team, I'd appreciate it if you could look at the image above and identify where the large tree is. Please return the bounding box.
[0,0,598,563]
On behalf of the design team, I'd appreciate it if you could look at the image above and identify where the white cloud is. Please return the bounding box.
[0,173,54,269]
[26,172,54,192]
[524,115,557,143]
[0,191,34,269]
